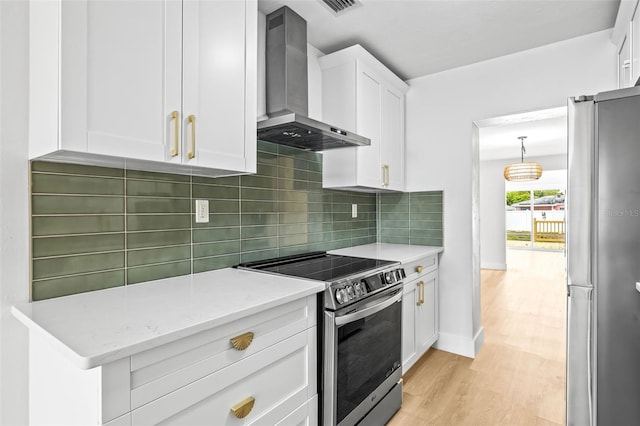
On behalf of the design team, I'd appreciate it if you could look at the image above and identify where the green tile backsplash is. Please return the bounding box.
[30,141,379,300]
[378,191,443,246]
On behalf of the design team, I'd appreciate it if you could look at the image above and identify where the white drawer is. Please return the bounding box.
[130,296,316,409]
[131,328,317,425]
[403,254,437,281]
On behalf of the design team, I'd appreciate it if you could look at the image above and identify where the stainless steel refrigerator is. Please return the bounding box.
[567,86,640,425]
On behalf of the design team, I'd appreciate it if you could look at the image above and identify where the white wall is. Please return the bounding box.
[0,1,30,424]
[480,154,566,270]
[406,30,617,357]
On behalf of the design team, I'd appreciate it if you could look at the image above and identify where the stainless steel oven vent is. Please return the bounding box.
[319,0,362,15]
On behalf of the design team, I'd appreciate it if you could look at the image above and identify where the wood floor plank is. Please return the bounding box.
[388,249,566,425]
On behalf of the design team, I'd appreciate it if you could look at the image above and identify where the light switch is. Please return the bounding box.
[195,200,209,223]
[352,204,358,218]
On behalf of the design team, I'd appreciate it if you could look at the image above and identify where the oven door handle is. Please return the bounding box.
[335,290,402,326]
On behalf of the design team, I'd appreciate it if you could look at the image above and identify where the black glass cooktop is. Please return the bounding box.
[237,252,395,282]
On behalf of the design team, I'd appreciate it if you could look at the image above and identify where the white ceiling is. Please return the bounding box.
[478,107,567,161]
[257,0,620,81]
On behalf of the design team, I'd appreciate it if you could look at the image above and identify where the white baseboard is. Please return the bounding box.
[480,262,506,270]
[434,327,485,358]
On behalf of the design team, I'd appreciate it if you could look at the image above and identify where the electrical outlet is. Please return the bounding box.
[195,200,209,223]
[352,204,358,218]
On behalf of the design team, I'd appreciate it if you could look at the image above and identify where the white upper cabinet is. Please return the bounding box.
[613,0,640,89]
[319,45,408,192]
[29,0,256,177]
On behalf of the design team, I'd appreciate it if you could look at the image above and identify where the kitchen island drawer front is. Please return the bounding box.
[131,328,317,425]
[403,254,437,280]
[130,296,315,409]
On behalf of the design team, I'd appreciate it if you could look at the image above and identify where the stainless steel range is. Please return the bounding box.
[237,252,406,426]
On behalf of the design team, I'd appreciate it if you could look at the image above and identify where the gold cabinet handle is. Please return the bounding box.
[170,111,179,157]
[188,114,196,159]
[416,265,424,273]
[230,396,255,419]
[382,164,390,187]
[417,281,425,306]
[230,331,254,351]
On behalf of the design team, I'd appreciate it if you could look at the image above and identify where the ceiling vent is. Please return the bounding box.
[318,0,362,16]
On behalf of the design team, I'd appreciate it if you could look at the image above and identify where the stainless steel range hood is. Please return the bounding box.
[257,6,370,151]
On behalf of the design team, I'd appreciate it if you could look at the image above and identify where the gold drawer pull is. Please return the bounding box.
[230,331,254,351]
[188,114,196,159]
[230,396,255,419]
[416,265,423,273]
[170,111,179,157]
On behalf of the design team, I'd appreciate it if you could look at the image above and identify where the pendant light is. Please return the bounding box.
[503,136,543,181]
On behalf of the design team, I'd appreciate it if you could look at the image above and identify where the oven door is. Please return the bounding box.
[324,285,403,426]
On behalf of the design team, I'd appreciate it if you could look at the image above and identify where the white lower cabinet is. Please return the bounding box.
[402,260,439,373]
[28,296,317,425]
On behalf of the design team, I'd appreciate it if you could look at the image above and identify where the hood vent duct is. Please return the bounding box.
[319,0,362,15]
[257,6,370,151]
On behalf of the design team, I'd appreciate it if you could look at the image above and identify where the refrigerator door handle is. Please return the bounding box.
[567,285,594,426]
[636,282,640,293]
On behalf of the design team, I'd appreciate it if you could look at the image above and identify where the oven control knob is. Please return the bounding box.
[335,288,347,304]
[345,285,355,300]
[353,282,363,297]
[384,272,393,284]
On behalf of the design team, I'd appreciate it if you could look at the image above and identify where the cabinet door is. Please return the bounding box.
[355,62,383,188]
[633,3,640,85]
[416,271,438,355]
[402,280,418,373]
[61,0,182,161]
[381,86,405,191]
[182,0,256,173]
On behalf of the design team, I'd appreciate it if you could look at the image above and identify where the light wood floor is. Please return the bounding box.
[388,249,567,425]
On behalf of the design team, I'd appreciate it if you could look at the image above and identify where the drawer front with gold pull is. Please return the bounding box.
[230,331,254,351]
[230,396,255,419]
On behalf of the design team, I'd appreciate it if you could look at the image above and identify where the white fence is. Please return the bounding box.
[506,210,565,231]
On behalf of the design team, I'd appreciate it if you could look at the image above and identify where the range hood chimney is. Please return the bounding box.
[257,6,370,151]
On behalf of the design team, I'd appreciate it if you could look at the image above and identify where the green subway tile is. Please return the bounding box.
[332,203,352,213]
[380,193,409,204]
[277,178,307,191]
[193,255,240,273]
[381,236,411,245]
[379,203,410,214]
[193,241,240,258]
[127,261,191,284]
[308,161,322,172]
[308,223,332,233]
[379,212,410,221]
[279,213,308,224]
[380,227,410,238]
[256,163,278,177]
[308,202,326,213]
[33,215,125,236]
[408,229,443,240]
[126,179,190,198]
[192,184,239,200]
[280,223,310,235]
[410,205,443,214]
[31,161,124,177]
[241,237,278,251]
[277,190,309,202]
[128,245,191,267]
[353,236,376,246]
[240,249,280,263]
[278,202,309,213]
[257,140,278,154]
[128,230,191,249]
[409,212,443,221]
[240,175,277,189]
[193,227,240,243]
[241,213,278,226]
[257,151,279,166]
[193,175,239,186]
[127,214,191,231]
[241,200,278,213]
[278,167,307,181]
[279,234,308,247]
[125,169,190,182]
[351,228,370,239]
[309,212,332,223]
[32,270,125,301]
[241,188,277,201]
[206,200,239,214]
[194,214,240,228]
[379,220,410,229]
[410,237,443,246]
[32,195,124,215]
[332,221,350,231]
[32,173,124,195]
[33,252,124,280]
[127,197,190,214]
[32,234,125,258]
[278,245,312,257]
[410,219,443,230]
[240,225,277,239]
[331,231,351,241]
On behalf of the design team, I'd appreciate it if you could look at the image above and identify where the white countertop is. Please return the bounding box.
[329,243,443,263]
[12,268,325,369]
